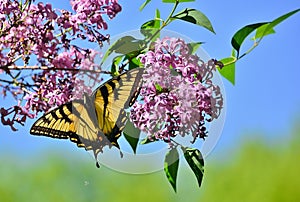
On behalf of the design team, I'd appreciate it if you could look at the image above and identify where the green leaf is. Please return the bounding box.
[254,24,275,40]
[122,51,142,70]
[187,42,204,54]
[140,9,161,41]
[265,8,300,36]
[171,8,215,34]
[163,0,195,3]
[123,121,141,154]
[110,55,124,74]
[141,20,157,30]
[218,55,236,85]
[128,56,142,70]
[231,22,268,57]
[256,8,300,40]
[231,9,300,58]
[101,36,143,65]
[111,36,143,54]
[182,147,204,187]
[164,148,179,192]
[140,20,159,38]
[155,83,162,91]
[155,9,161,19]
[139,0,152,11]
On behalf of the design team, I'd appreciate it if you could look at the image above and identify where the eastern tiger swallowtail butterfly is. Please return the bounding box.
[30,68,144,168]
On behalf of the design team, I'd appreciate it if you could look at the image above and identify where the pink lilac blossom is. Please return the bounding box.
[70,0,121,29]
[0,0,121,130]
[130,37,223,144]
[23,48,101,114]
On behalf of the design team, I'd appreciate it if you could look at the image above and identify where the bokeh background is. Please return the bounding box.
[1,0,300,201]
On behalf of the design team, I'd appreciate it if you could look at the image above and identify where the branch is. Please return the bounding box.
[4,65,111,74]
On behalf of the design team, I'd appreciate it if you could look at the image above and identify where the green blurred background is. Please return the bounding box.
[1,122,299,202]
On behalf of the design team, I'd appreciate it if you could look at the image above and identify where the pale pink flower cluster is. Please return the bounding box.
[130,37,223,143]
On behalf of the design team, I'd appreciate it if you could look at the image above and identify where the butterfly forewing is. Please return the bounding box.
[93,68,144,143]
[30,102,74,139]
[30,101,97,145]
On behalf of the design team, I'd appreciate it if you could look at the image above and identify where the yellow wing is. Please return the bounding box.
[30,68,144,167]
[29,100,107,157]
[93,68,144,147]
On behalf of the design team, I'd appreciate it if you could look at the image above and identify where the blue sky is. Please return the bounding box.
[1,0,300,163]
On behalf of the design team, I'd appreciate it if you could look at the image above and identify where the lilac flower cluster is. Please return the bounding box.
[0,0,121,130]
[130,37,223,144]
[71,0,121,30]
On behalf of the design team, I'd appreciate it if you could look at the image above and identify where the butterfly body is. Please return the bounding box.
[30,68,144,167]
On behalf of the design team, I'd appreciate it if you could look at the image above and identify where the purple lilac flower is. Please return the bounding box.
[0,0,120,130]
[130,37,223,144]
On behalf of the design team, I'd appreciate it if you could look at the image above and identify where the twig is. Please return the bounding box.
[4,65,111,74]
